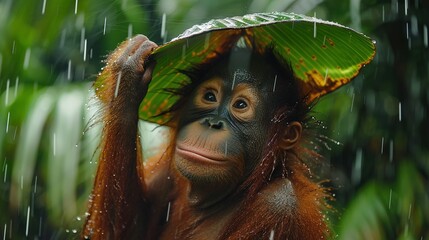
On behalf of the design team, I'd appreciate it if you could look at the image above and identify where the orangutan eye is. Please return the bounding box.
[203,91,217,102]
[233,99,248,109]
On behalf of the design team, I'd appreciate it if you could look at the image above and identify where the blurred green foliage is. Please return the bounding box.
[0,0,428,239]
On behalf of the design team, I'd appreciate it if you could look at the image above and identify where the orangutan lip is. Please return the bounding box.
[176,144,226,165]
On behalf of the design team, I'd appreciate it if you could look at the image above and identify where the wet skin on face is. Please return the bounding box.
[173,50,291,207]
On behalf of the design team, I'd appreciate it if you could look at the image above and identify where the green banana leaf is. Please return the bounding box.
[139,12,376,124]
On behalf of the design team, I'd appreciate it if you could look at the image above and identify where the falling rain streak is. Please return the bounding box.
[224,141,228,156]
[313,12,317,38]
[350,93,355,112]
[398,102,402,122]
[404,0,408,16]
[74,0,78,14]
[14,77,19,97]
[388,188,392,209]
[3,164,7,183]
[25,206,30,236]
[103,17,107,35]
[161,13,167,39]
[231,71,237,90]
[424,25,428,48]
[269,229,274,240]
[34,176,38,193]
[114,71,122,98]
[6,112,10,133]
[83,39,87,61]
[24,48,31,69]
[165,202,171,222]
[381,137,384,154]
[272,75,277,92]
[42,0,46,14]
[80,28,85,52]
[128,24,133,39]
[68,60,72,80]
[204,33,210,50]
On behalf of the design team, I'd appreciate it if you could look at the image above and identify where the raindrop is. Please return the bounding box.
[204,33,210,50]
[388,188,392,209]
[25,206,30,236]
[392,0,399,13]
[83,39,87,61]
[74,0,78,14]
[34,175,38,193]
[231,71,237,90]
[350,93,355,112]
[269,229,274,240]
[224,141,228,156]
[6,112,10,133]
[352,149,362,184]
[165,201,171,222]
[14,77,19,97]
[68,60,72,80]
[90,48,93,59]
[161,13,167,39]
[72,229,78,233]
[128,24,133,39]
[381,137,384,154]
[76,216,81,221]
[382,6,385,22]
[313,12,317,38]
[38,217,42,237]
[12,41,15,54]
[42,0,46,14]
[103,17,107,35]
[423,25,428,48]
[3,164,7,183]
[411,15,418,36]
[404,0,408,16]
[114,71,122,98]
[80,28,85,52]
[23,48,31,69]
[3,223,6,240]
[272,75,277,92]
[398,102,402,122]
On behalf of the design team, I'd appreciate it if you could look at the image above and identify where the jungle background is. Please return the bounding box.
[1,0,428,239]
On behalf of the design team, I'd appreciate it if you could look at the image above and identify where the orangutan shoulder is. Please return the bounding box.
[256,178,298,216]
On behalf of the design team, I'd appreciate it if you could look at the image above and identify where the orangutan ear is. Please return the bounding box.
[279,121,302,150]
